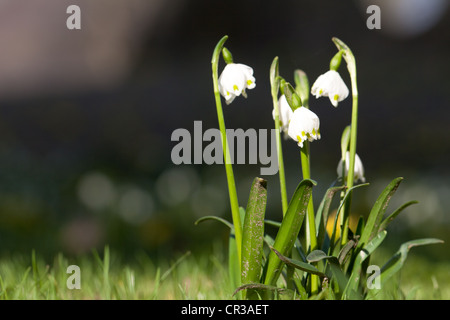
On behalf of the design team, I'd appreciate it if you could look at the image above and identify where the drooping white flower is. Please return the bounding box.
[311,70,349,107]
[272,94,294,134]
[218,63,256,104]
[287,107,321,148]
[337,151,366,183]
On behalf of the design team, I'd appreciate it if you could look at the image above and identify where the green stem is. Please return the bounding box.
[294,69,319,294]
[341,75,358,246]
[300,143,318,294]
[211,36,242,265]
[332,38,358,247]
[270,57,289,215]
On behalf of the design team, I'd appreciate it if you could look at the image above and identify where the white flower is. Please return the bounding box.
[272,94,294,134]
[337,151,366,183]
[287,107,321,148]
[311,70,349,107]
[218,63,256,104]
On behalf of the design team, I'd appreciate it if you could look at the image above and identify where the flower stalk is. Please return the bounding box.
[270,57,289,215]
[332,37,359,246]
[284,82,319,294]
[211,35,242,265]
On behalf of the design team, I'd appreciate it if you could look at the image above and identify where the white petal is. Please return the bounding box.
[311,73,327,97]
[235,63,254,77]
[246,76,256,89]
[330,97,339,107]
[219,64,245,95]
[273,95,294,133]
[218,63,255,103]
[311,70,349,107]
[287,107,321,147]
[225,93,237,105]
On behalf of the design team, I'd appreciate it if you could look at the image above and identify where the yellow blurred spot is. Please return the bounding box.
[326,209,359,240]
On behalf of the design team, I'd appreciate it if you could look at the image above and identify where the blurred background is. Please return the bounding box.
[0,0,449,264]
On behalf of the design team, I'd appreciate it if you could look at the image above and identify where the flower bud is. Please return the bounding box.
[337,152,366,183]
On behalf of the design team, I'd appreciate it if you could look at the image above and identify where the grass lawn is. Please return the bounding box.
[0,243,448,300]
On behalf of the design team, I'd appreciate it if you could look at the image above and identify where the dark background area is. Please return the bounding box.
[0,0,448,262]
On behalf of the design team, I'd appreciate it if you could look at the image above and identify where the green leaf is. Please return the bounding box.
[378,200,418,232]
[292,270,308,300]
[355,216,365,237]
[328,183,369,253]
[241,178,267,290]
[264,219,281,228]
[337,237,358,265]
[228,227,241,299]
[306,250,339,265]
[316,185,346,250]
[194,216,233,230]
[358,177,403,249]
[263,233,275,249]
[380,238,444,286]
[329,263,349,294]
[264,219,308,262]
[343,231,387,299]
[233,283,295,300]
[263,179,315,285]
[269,247,326,278]
[225,208,245,300]
[294,239,308,263]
